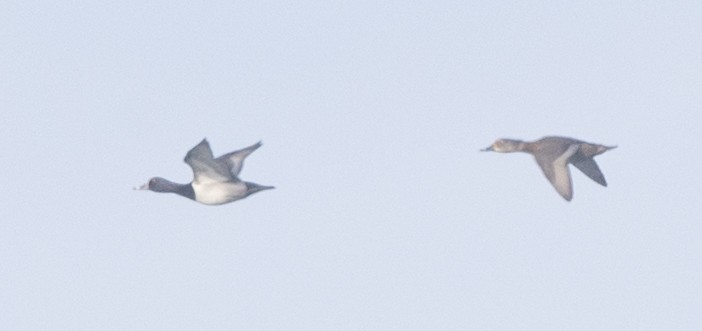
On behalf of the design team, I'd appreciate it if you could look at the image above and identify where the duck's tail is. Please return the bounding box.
[245,182,275,196]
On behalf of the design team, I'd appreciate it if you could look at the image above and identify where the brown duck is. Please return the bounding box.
[482,136,616,201]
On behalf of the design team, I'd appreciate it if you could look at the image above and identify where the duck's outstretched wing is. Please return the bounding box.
[184,139,236,184]
[534,143,579,201]
[571,158,607,186]
[215,141,262,177]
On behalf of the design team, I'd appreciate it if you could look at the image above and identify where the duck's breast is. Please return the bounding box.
[192,181,248,205]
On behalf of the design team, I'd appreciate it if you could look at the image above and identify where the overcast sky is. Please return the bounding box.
[2,1,701,330]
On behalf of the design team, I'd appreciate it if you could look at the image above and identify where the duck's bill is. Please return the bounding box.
[480,146,494,152]
[134,182,149,190]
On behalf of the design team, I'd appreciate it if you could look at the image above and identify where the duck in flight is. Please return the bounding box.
[482,136,616,201]
[137,139,274,205]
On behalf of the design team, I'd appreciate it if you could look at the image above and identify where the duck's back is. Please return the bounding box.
[527,136,581,156]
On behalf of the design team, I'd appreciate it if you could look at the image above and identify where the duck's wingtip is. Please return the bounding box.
[194,138,209,147]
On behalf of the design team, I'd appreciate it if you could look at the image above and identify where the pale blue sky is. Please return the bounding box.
[2,1,701,330]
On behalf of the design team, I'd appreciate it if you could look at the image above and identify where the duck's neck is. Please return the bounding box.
[521,141,538,154]
[158,180,196,201]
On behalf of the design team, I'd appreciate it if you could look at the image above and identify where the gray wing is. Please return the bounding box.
[184,139,235,184]
[215,141,262,177]
[534,144,580,201]
[571,158,607,186]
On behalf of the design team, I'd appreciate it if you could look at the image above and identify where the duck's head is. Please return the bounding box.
[135,177,179,192]
[481,139,523,153]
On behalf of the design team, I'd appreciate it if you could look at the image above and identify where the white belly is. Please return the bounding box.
[192,181,248,205]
